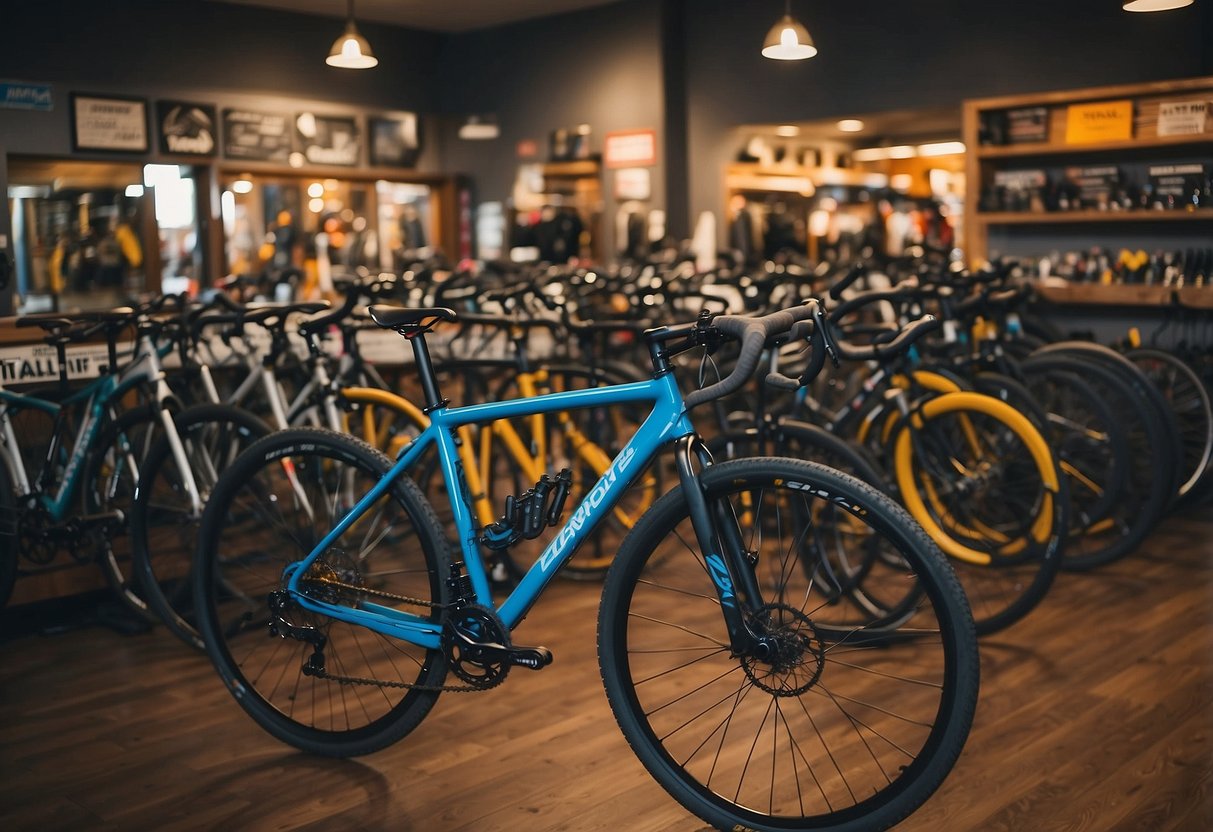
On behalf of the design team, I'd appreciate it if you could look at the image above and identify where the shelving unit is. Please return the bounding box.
[963,77,1213,306]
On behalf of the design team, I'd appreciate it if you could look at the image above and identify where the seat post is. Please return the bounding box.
[409,333,447,412]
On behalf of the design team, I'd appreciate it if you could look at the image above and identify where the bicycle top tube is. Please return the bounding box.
[286,371,693,644]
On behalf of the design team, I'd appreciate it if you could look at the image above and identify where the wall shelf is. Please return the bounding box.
[973,133,1213,160]
[1032,280,1213,308]
[976,209,1213,225]
[1032,281,1173,306]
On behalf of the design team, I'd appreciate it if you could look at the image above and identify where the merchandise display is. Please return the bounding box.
[1,1,1210,830]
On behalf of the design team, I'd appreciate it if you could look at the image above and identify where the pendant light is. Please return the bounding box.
[762,0,817,61]
[458,115,500,140]
[327,0,378,69]
[1122,1,1193,10]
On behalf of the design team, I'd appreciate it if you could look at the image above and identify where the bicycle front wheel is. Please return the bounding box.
[131,403,273,649]
[599,457,978,832]
[193,428,451,757]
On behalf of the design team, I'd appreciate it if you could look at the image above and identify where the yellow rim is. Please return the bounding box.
[895,391,1059,565]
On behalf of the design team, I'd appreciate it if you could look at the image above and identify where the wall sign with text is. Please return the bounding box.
[1,80,53,111]
[222,108,292,162]
[1065,100,1133,145]
[157,100,218,156]
[71,94,149,152]
[1157,100,1209,137]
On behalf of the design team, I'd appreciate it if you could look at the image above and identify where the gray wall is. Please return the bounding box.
[0,0,441,112]
[434,0,667,257]
[2,0,1211,267]
[683,0,1213,239]
[0,0,445,165]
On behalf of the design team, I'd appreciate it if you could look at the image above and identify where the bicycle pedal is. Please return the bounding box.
[508,645,553,670]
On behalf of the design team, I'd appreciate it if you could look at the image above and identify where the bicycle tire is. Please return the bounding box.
[1125,348,1213,503]
[1018,363,1130,535]
[131,403,273,649]
[1037,342,1184,504]
[1023,352,1169,569]
[193,428,451,756]
[890,391,1066,635]
[599,457,978,832]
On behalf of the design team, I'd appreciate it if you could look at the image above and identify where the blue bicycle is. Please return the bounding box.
[193,301,979,832]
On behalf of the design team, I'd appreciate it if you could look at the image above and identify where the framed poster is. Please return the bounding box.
[71,93,148,152]
[369,114,422,167]
[296,112,360,166]
[156,100,218,156]
[222,108,292,162]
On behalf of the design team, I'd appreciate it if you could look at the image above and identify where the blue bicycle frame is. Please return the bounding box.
[285,372,695,650]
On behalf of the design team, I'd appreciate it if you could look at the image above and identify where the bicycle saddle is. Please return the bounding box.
[368,306,458,331]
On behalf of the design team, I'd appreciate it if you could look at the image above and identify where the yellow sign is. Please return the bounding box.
[1065,99,1134,144]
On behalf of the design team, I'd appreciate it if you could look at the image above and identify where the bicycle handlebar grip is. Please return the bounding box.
[828,283,920,321]
[834,315,941,361]
[828,263,867,301]
[683,303,817,409]
[764,372,802,391]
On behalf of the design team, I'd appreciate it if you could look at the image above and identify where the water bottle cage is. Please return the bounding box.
[481,469,573,550]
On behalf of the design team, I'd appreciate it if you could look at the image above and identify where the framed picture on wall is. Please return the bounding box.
[369,114,422,167]
[156,100,218,156]
[296,112,360,166]
[222,108,292,162]
[71,93,149,153]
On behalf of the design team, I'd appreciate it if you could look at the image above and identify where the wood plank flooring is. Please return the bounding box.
[2,511,1211,831]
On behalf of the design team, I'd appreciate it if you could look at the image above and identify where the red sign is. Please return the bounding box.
[603,129,657,169]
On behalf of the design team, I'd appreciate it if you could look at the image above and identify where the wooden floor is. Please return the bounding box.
[2,511,1211,832]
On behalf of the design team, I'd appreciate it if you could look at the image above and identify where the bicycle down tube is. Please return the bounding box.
[285,373,694,645]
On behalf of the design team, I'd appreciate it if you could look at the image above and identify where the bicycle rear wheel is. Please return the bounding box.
[193,428,451,757]
[599,457,978,832]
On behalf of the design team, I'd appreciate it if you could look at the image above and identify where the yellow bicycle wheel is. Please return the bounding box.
[891,390,1065,634]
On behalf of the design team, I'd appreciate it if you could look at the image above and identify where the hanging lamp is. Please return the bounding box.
[327,0,378,69]
[458,115,500,140]
[1122,1,1193,10]
[762,1,817,60]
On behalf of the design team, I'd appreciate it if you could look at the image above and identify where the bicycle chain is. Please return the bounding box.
[297,576,494,694]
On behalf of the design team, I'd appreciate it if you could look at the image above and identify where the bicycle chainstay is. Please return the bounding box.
[282,576,501,694]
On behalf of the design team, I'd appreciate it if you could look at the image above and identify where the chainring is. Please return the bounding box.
[442,604,511,690]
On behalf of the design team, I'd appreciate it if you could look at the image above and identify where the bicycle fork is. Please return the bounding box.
[673,436,770,659]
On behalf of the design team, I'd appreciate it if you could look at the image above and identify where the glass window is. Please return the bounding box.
[6,157,202,312]
[220,174,433,300]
